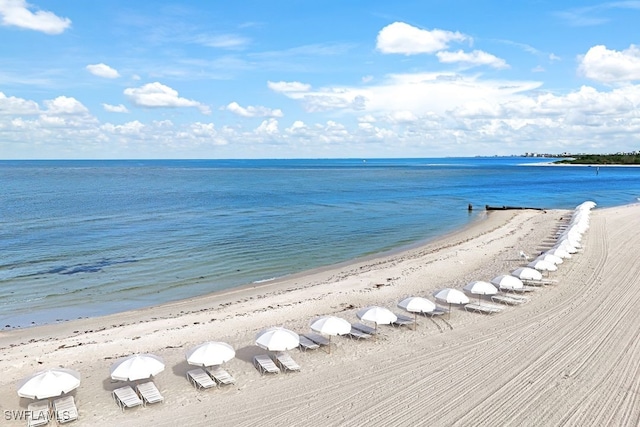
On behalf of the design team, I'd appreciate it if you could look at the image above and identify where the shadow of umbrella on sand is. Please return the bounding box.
[434,288,469,319]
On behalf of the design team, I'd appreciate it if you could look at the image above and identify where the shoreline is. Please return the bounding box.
[3,204,640,426]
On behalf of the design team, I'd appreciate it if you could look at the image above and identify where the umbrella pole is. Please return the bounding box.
[413,313,417,331]
[448,303,452,319]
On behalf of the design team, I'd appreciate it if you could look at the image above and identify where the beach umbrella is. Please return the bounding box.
[512,267,543,282]
[397,297,436,330]
[310,316,352,352]
[186,341,235,367]
[491,275,525,292]
[547,247,572,259]
[17,368,81,400]
[255,327,300,352]
[528,259,558,273]
[463,281,498,305]
[434,288,470,318]
[536,253,563,265]
[356,306,397,332]
[110,354,165,382]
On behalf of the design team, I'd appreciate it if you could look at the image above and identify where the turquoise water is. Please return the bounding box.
[1,157,639,328]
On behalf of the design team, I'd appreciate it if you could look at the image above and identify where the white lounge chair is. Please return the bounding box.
[464,303,503,314]
[208,366,236,385]
[273,352,300,372]
[253,355,280,375]
[112,385,143,412]
[52,395,78,424]
[491,294,528,305]
[298,335,320,351]
[136,381,164,405]
[187,368,216,390]
[27,400,50,427]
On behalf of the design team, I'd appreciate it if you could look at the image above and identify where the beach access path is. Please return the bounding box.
[0,205,639,426]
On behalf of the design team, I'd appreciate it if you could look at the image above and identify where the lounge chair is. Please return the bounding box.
[303,332,331,346]
[298,335,320,351]
[112,385,143,412]
[208,366,236,385]
[27,400,50,427]
[491,294,528,305]
[392,313,415,328]
[136,381,164,405]
[253,355,280,375]
[351,322,377,335]
[419,307,448,317]
[187,368,216,390]
[273,352,301,372]
[464,303,503,314]
[52,395,78,424]
[347,327,372,340]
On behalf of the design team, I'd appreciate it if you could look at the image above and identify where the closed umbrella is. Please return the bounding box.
[186,342,235,367]
[434,288,470,318]
[110,354,165,382]
[397,297,436,330]
[255,327,300,352]
[17,368,81,400]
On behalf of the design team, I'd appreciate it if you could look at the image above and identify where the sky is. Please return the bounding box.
[1,0,640,159]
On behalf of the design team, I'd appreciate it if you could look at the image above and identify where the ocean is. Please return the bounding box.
[2,157,639,329]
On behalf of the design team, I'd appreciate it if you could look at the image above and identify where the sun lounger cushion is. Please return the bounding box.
[464,303,503,314]
[273,352,301,372]
[136,381,164,405]
[351,323,377,335]
[112,385,143,412]
[187,368,216,389]
[491,295,527,305]
[304,332,331,346]
[253,355,280,375]
[298,335,320,351]
[392,314,415,327]
[208,366,236,385]
[52,395,78,424]
[348,328,372,340]
[27,401,50,427]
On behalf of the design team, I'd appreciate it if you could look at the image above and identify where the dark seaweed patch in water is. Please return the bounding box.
[43,258,138,275]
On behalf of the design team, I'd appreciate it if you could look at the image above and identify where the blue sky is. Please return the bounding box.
[1,0,640,159]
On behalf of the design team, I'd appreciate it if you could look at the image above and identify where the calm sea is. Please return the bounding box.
[2,158,639,328]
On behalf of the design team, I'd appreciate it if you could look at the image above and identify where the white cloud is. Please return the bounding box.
[86,63,120,79]
[578,45,640,83]
[436,50,509,69]
[376,22,468,55]
[0,0,71,34]
[43,96,89,115]
[255,118,279,135]
[102,103,129,113]
[192,34,251,49]
[267,80,312,93]
[124,82,210,114]
[0,92,40,115]
[226,101,283,118]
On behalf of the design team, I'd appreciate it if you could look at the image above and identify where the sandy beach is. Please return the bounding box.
[1,204,639,426]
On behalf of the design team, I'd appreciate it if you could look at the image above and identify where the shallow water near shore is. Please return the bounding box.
[2,157,639,328]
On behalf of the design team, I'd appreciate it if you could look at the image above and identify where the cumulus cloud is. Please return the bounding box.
[0,0,71,34]
[86,63,120,79]
[578,45,640,83]
[0,91,40,115]
[376,22,468,55]
[226,101,283,118]
[102,103,129,113]
[124,82,211,114]
[267,81,312,93]
[436,50,509,69]
[43,96,89,115]
[255,118,279,135]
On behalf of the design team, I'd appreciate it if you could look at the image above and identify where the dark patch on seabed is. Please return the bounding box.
[40,258,138,275]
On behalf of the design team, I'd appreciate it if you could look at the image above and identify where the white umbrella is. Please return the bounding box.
[17,368,81,400]
[528,259,558,273]
[356,306,397,332]
[434,288,470,318]
[491,275,525,292]
[255,327,300,352]
[512,267,543,281]
[110,354,165,382]
[547,247,572,259]
[536,253,563,265]
[310,316,352,352]
[186,341,235,367]
[397,297,436,330]
[463,281,498,304]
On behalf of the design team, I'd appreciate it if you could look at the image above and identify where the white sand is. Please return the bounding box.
[1,205,639,426]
